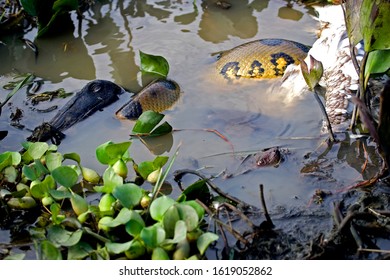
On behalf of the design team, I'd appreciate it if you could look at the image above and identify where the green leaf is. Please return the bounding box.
[137,156,168,179]
[132,111,165,134]
[125,211,146,237]
[151,247,170,260]
[20,0,40,16]
[181,200,205,221]
[95,166,123,193]
[161,205,180,239]
[0,153,12,172]
[124,240,146,259]
[150,121,173,137]
[47,225,83,247]
[365,49,390,76]
[30,175,56,199]
[7,197,37,209]
[96,141,131,165]
[51,166,79,188]
[98,193,116,214]
[172,220,187,243]
[140,224,166,249]
[345,0,363,46]
[139,51,169,78]
[182,179,211,203]
[150,196,176,222]
[81,166,100,184]
[45,152,63,172]
[99,208,132,228]
[153,156,169,168]
[33,158,50,176]
[49,189,72,200]
[300,55,323,91]
[39,240,62,260]
[52,0,79,13]
[50,203,62,224]
[70,193,89,216]
[4,253,26,260]
[106,240,133,254]
[137,161,155,180]
[112,183,143,209]
[163,204,199,237]
[96,141,113,165]
[105,142,131,163]
[67,242,94,260]
[197,232,218,255]
[361,0,390,51]
[36,9,61,38]
[22,165,39,181]
[4,151,21,166]
[63,152,80,164]
[22,142,49,162]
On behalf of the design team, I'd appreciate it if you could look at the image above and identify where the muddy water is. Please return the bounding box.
[0,0,380,253]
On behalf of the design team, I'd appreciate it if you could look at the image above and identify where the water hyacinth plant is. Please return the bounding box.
[0,111,218,260]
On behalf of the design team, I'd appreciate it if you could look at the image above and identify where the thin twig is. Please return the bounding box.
[174,169,251,208]
[335,211,376,235]
[313,85,335,142]
[196,199,248,246]
[220,202,256,229]
[259,184,274,228]
[350,51,369,129]
[358,248,390,254]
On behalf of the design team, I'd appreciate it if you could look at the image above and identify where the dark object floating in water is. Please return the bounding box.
[27,79,181,144]
[28,79,124,144]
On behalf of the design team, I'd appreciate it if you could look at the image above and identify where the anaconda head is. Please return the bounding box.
[27,80,123,143]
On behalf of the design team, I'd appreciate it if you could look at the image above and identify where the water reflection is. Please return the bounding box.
[278,1,304,21]
[121,0,173,20]
[84,0,137,86]
[34,34,96,82]
[337,135,382,180]
[198,0,269,43]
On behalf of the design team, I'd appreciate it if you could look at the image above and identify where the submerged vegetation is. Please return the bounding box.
[1,0,390,260]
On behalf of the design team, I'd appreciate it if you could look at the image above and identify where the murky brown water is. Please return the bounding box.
[0,0,381,254]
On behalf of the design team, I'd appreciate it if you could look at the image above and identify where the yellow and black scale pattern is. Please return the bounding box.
[116,79,181,120]
[216,38,310,79]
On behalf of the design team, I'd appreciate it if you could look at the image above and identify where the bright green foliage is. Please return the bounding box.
[132,110,172,137]
[0,112,218,260]
[360,0,390,52]
[300,55,323,91]
[139,51,170,78]
[344,0,390,86]
[344,0,390,165]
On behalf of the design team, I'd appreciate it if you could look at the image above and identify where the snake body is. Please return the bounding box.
[216,38,310,79]
[116,79,181,120]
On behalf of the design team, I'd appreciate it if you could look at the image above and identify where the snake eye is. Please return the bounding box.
[90,82,102,93]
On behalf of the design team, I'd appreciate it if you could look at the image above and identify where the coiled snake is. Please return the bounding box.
[216,38,310,79]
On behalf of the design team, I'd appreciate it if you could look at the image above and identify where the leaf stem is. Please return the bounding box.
[313,85,335,142]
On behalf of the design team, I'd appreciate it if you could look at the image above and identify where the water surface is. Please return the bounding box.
[0,0,379,257]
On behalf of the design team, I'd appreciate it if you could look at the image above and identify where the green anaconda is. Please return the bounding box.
[28,79,181,143]
[216,38,310,79]
[116,79,181,120]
